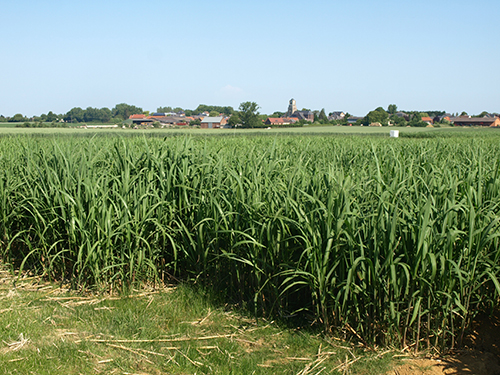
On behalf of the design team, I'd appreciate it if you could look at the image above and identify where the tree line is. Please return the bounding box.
[1,103,236,124]
[156,105,235,117]
[64,103,144,123]
[2,102,497,127]
[1,104,145,124]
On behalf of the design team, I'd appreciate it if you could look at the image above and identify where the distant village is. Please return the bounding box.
[126,99,315,129]
[126,99,500,129]
[2,99,500,129]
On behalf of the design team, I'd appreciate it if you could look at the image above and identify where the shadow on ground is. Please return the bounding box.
[389,311,500,375]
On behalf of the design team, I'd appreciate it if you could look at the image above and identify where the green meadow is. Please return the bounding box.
[0,122,469,135]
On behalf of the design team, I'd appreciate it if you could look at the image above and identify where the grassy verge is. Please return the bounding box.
[0,269,398,374]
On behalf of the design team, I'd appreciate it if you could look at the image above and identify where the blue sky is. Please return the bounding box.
[1,0,499,117]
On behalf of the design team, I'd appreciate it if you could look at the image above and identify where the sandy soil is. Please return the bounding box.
[389,311,500,375]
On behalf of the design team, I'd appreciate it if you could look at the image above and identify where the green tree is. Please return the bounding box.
[389,114,407,127]
[238,102,260,128]
[8,114,26,122]
[64,107,85,123]
[364,107,388,126]
[97,107,112,123]
[222,106,234,116]
[209,110,219,117]
[318,108,328,122]
[45,111,58,122]
[387,104,397,115]
[393,115,405,126]
[112,103,143,120]
[195,105,234,116]
[270,111,284,118]
[423,111,445,118]
[409,112,427,127]
[157,106,173,113]
[84,107,98,122]
[227,113,240,127]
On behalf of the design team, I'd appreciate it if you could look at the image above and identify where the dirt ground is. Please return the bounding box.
[389,311,500,375]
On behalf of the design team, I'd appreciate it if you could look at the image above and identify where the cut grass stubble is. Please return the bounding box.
[0,275,395,374]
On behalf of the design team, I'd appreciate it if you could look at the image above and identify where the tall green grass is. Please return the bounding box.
[1,134,499,350]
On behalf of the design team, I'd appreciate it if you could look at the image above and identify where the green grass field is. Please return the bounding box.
[0,122,495,136]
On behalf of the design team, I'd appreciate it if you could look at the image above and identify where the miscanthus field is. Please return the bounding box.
[0,131,499,350]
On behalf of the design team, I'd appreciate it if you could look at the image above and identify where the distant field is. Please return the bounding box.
[0,122,17,128]
[0,123,497,137]
[0,122,108,130]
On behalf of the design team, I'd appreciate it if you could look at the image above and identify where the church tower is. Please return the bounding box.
[286,98,297,117]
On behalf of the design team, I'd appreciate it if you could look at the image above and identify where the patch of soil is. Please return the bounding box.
[464,310,500,358]
[390,311,500,375]
[391,353,500,375]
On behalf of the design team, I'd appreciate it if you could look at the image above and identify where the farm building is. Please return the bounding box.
[153,116,188,126]
[452,117,500,127]
[128,114,154,126]
[290,110,314,122]
[328,111,346,121]
[200,116,227,129]
[83,124,119,129]
[347,116,363,124]
[129,114,146,120]
[434,113,452,123]
[395,112,410,121]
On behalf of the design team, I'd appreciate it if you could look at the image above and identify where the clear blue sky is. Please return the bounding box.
[1,0,499,117]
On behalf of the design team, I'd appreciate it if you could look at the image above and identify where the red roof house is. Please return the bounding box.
[421,117,434,125]
[264,117,299,125]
